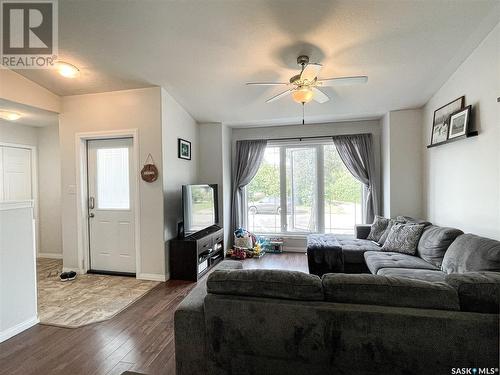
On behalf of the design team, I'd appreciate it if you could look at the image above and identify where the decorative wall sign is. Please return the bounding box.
[431,96,464,145]
[178,138,191,160]
[141,153,159,182]
[448,105,471,139]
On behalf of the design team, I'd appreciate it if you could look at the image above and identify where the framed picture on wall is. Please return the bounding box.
[448,105,471,139]
[178,138,191,160]
[431,96,464,145]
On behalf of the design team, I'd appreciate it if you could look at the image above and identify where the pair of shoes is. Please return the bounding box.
[60,271,77,282]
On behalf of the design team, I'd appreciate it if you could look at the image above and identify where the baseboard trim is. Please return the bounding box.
[283,247,307,253]
[137,272,169,282]
[38,252,63,259]
[0,316,39,343]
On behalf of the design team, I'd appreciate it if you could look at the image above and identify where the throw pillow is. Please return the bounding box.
[367,215,389,242]
[381,223,425,255]
[378,218,404,245]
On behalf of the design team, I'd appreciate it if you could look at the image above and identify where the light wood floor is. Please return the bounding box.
[0,253,308,375]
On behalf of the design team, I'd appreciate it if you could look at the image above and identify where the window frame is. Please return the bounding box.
[246,140,364,236]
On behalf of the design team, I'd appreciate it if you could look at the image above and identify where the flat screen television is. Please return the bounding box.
[182,184,219,236]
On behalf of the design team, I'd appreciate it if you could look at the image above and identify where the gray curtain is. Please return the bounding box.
[231,140,268,233]
[333,134,379,223]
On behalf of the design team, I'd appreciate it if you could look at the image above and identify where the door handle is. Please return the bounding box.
[89,196,95,209]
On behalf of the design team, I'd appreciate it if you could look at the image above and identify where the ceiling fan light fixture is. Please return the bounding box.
[0,110,21,121]
[292,87,313,104]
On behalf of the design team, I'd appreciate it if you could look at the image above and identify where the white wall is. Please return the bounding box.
[381,113,391,216]
[422,22,500,239]
[381,109,423,218]
[60,87,166,279]
[161,89,199,276]
[0,70,60,113]
[0,202,38,342]
[37,124,62,257]
[0,120,38,146]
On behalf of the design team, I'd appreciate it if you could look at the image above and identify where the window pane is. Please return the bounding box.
[286,147,317,233]
[324,145,362,234]
[247,147,281,233]
[97,148,130,209]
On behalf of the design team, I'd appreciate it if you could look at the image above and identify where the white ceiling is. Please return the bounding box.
[15,0,500,127]
[0,99,59,127]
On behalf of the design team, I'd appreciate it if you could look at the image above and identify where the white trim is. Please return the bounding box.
[74,129,141,278]
[0,142,40,255]
[0,200,33,211]
[0,316,39,343]
[37,252,62,259]
[137,272,168,282]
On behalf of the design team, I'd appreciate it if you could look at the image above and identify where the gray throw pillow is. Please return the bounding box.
[381,223,425,255]
[378,218,404,245]
[367,215,389,242]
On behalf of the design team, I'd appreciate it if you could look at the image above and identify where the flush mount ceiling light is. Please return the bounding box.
[55,61,80,78]
[0,110,21,121]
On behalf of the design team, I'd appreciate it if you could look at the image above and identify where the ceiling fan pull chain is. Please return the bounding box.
[302,102,305,125]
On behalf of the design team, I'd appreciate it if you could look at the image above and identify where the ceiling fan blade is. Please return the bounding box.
[312,87,330,103]
[266,89,292,103]
[300,63,322,83]
[318,76,368,86]
[246,82,288,86]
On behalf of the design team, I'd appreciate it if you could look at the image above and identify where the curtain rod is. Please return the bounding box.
[263,133,371,142]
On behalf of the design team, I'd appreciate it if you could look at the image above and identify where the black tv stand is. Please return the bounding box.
[170,225,224,281]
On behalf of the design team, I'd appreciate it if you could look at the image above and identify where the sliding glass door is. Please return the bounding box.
[246,142,363,235]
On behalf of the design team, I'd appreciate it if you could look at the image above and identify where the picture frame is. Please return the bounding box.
[178,138,191,160]
[431,96,464,145]
[448,105,471,139]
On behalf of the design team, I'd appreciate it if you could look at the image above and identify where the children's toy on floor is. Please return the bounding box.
[265,237,284,253]
[233,227,255,249]
[228,228,265,259]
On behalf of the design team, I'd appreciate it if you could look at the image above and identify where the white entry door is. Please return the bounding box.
[87,138,136,273]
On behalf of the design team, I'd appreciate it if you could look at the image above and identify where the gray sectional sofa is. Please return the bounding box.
[174,220,500,375]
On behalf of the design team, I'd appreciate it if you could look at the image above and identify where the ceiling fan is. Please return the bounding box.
[246,55,368,105]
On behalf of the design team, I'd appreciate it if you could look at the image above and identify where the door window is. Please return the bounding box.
[96,148,130,209]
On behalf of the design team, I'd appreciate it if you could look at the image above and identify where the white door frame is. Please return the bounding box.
[0,142,39,256]
[74,129,141,277]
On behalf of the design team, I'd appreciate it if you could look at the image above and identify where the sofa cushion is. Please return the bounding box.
[367,215,389,242]
[417,225,464,268]
[441,234,500,274]
[207,269,323,301]
[376,268,446,282]
[322,273,459,311]
[396,215,432,227]
[364,251,439,274]
[335,235,381,264]
[445,272,500,313]
[381,223,425,255]
[378,218,404,245]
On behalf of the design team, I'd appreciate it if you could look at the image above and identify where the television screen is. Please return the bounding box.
[182,184,218,235]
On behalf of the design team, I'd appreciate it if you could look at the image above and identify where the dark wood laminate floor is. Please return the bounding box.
[0,252,308,375]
